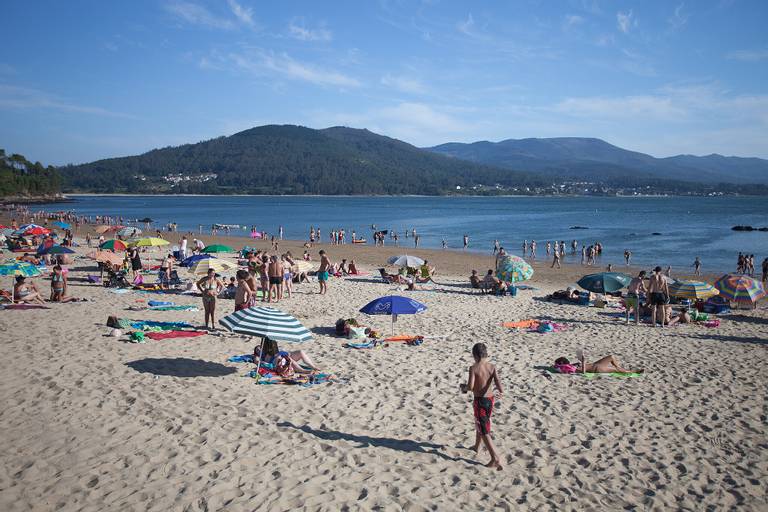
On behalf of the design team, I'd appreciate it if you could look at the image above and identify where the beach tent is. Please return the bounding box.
[714,274,766,305]
[496,255,534,283]
[577,272,632,293]
[0,261,42,303]
[360,295,427,335]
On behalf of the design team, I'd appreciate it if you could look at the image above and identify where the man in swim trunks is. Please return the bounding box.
[268,255,283,303]
[625,270,646,324]
[317,250,331,295]
[460,343,504,470]
[647,266,670,327]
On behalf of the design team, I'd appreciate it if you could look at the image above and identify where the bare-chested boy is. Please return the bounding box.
[647,266,670,327]
[460,343,504,470]
[318,250,331,295]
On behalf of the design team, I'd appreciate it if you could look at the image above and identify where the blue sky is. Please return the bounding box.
[1,0,767,165]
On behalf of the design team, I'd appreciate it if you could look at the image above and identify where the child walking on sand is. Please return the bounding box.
[460,343,504,470]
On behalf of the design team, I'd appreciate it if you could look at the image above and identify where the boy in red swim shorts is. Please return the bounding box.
[460,342,504,470]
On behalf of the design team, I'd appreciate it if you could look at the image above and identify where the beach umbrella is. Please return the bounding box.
[201,244,234,253]
[668,280,719,300]
[99,239,128,251]
[293,260,314,273]
[117,226,142,238]
[387,255,425,268]
[188,258,237,275]
[0,261,42,303]
[577,272,632,293]
[52,221,71,230]
[496,255,534,283]
[88,250,124,266]
[94,225,114,234]
[219,307,312,343]
[714,274,766,305]
[0,228,14,237]
[180,253,214,267]
[129,237,169,248]
[21,226,50,236]
[360,295,427,335]
[38,245,75,256]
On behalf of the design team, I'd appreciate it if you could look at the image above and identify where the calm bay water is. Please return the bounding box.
[35,195,768,273]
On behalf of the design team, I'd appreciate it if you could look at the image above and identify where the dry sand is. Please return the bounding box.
[0,227,766,511]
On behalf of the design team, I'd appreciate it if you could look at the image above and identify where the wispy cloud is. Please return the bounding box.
[616,10,635,34]
[381,74,427,94]
[288,19,332,42]
[218,50,360,88]
[668,3,688,30]
[563,14,584,28]
[727,49,768,62]
[457,13,476,37]
[0,84,136,119]
[227,0,254,27]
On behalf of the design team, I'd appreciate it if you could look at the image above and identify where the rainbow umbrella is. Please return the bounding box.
[99,239,128,251]
[0,261,42,303]
[496,255,534,283]
[714,274,766,304]
[668,280,719,300]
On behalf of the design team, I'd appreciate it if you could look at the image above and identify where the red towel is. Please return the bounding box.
[145,330,207,340]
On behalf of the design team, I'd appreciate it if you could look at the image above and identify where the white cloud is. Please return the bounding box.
[727,49,768,62]
[0,84,136,119]
[381,74,427,94]
[227,0,254,27]
[668,3,688,30]
[226,50,360,88]
[288,20,332,42]
[564,14,584,28]
[457,13,475,36]
[165,1,234,29]
[616,10,634,34]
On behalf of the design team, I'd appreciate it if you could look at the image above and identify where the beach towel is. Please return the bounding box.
[145,330,207,340]
[502,319,540,329]
[533,321,569,334]
[343,341,379,349]
[544,366,642,379]
[228,354,255,363]
[382,335,424,346]
[1,304,50,310]
[149,305,198,311]
[255,372,341,387]
[148,300,174,307]
[128,319,193,331]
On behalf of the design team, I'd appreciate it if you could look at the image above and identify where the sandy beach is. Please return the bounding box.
[0,225,766,511]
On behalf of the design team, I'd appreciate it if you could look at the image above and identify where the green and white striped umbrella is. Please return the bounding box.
[219,307,312,343]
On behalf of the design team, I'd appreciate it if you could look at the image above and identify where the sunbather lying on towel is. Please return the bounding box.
[379,268,406,284]
[256,337,320,374]
[554,353,643,374]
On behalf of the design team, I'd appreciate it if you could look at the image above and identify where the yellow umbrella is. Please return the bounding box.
[188,258,238,275]
[128,237,169,248]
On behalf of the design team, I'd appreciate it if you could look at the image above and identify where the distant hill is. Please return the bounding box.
[60,125,545,195]
[427,137,768,184]
[0,149,61,198]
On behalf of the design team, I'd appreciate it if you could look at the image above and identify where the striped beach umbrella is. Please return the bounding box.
[219,307,312,343]
[714,274,766,304]
[496,255,534,283]
[668,280,719,300]
[188,258,237,275]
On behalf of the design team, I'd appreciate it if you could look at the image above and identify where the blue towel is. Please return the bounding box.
[148,300,174,307]
[228,354,254,363]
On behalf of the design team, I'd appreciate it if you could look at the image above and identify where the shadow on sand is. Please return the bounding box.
[126,358,237,377]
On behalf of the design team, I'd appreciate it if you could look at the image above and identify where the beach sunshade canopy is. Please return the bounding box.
[219,307,312,343]
[181,253,214,267]
[117,226,142,238]
[201,244,234,253]
[360,295,427,316]
[52,221,71,230]
[387,255,425,268]
[99,239,128,251]
[129,237,169,248]
[88,250,124,266]
[496,255,534,283]
[668,280,719,300]
[188,258,237,275]
[0,261,42,278]
[18,226,50,236]
[38,245,75,255]
[577,272,632,293]
[714,274,766,303]
[293,260,314,273]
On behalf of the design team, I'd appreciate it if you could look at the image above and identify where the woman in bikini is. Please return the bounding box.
[50,265,77,303]
[13,276,46,305]
[196,268,223,330]
[256,337,319,374]
[554,351,643,374]
[281,254,294,299]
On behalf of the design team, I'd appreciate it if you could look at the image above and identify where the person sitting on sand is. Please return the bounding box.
[20,253,40,265]
[13,276,45,305]
[50,264,78,303]
[418,261,436,283]
[339,259,349,275]
[661,306,691,326]
[554,353,643,374]
[470,269,481,290]
[483,270,507,294]
[379,268,405,284]
[348,260,359,275]
[256,337,319,375]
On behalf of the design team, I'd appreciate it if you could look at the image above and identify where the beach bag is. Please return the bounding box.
[537,322,555,333]
[347,326,367,340]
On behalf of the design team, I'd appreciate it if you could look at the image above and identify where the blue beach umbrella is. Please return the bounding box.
[52,221,71,230]
[360,295,427,335]
[577,272,632,293]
